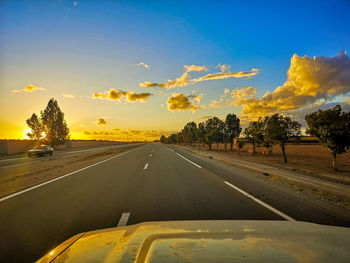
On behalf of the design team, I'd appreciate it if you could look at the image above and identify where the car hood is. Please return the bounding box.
[37,220,350,263]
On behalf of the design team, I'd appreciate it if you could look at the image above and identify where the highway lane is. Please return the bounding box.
[0,143,142,169]
[0,143,349,262]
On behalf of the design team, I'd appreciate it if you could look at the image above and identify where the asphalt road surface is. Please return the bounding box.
[0,143,349,262]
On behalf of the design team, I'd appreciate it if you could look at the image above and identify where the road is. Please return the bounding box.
[0,143,349,262]
[0,143,141,169]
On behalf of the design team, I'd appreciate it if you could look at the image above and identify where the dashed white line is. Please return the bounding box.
[144,163,149,169]
[224,181,295,221]
[149,154,152,157]
[117,212,131,226]
[0,147,139,203]
[175,152,202,169]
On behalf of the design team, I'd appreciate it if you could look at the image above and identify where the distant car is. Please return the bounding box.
[27,145,53,157]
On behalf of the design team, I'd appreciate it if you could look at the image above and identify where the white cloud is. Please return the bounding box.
[136,62,150,69]
[140,64,259,89]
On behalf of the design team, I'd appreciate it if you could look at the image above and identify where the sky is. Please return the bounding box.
[0,0,350,141]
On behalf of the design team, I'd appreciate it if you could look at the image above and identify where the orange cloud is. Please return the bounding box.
[139,65,208,89]
[124,91,152,102]
[62,93,75,98]
[96,118,108,126]
[82,129,176,141]
[166,93,201,111]
[93,92,107,99]
[210,51,350,120]
[140,64,259,89]
[92,89,152,103]
[12,84,45,93]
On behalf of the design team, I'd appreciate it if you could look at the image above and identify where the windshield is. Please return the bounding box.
[34,145,46,150]
[0,1,349,262]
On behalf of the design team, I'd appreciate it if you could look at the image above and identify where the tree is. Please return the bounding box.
[244,119,264,154]
[197,122,206,147]
[40,98,69,147]
[224,114,242,151]
[265,114,301,163]
[234,138,245,152]
[26,113,43,140]
[305,105,350,169]
[205,117,224,150]
[260,117,274,155]
[182,122,198,146]
[169,134,177,144]
[160,135,166,143]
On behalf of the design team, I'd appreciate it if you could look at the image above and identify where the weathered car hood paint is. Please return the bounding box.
[37,220,350,263]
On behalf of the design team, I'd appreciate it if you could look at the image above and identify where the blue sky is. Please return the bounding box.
[1,0,349,140]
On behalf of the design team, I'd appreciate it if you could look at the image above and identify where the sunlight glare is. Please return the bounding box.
[23,128,31,139]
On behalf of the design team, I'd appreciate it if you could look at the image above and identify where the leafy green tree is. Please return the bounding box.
[197,122,207,147]
[160,135,166,143]
[205,117,224,150]
[265,114,301,163]
[305,105,350,169]
[176,132,184,144]
[244,119,264,154]
[26,113,43,140]
[169,134,177,144]
[261,117,274,155]
[40,98,69,146]
[224,114,242,151]
[182,122,198,146]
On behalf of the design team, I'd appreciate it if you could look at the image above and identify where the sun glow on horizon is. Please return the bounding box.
[22,128,31,139]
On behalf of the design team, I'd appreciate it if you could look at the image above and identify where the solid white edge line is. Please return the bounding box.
[224,181,295,221]
[0,147,139,203]
[175,152,202,169]
[164,145,175,152]
[144,163,149,169]
[117,212,131,227]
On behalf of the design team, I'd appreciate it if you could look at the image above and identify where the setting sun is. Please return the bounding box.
[22,128,32,140]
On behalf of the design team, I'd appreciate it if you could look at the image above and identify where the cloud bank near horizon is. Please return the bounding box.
[210,51,350,121]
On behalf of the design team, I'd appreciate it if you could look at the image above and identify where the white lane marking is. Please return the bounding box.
[149,154,152,157]
[0,148,140,203]
[224,181,295,221]
[117,212,131,227]
[144,163,149,169]
[151,147,154,153]
[164,145,175,152]
[176,152,202,169]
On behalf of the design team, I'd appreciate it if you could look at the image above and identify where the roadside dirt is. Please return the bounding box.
[0,144,141,198]
[176,144,350,211]
[189,143,350,182]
